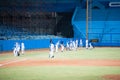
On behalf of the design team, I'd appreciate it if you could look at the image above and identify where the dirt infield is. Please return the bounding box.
[103,75,120,80]
[0,59,120,67]
[0,58,120,80]
[1,48,120,80]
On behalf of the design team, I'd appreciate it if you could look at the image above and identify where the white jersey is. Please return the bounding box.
[21,42,25,54]
[21,43,25,50]
[69,40,73,50]
[66,42,69,48]
[49,43,54,58]
[55,41,59,52]
[13,42,20,56]
[89,43,93,49]
[86,40,88,49]
[50,43,54,52]
[13,47,17,56]
[73,41,76,49]
[16,42,20,52]
[61,44,64,52]
[75,40,78,48]
[80,39,83,47]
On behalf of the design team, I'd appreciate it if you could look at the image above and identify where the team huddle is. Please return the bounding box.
[49,39,93,58]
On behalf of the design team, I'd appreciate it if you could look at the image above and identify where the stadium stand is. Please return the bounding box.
[0,24,62,40]
[72,5,120,46]
[0,0,120,51]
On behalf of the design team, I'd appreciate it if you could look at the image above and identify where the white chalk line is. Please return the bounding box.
[0,58,28,67]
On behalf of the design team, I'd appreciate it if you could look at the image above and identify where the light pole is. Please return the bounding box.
[86,0,89,40]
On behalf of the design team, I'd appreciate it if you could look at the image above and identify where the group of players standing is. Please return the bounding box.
[12,39,93,58]
[13,42,25,56]
[49,39,93,58]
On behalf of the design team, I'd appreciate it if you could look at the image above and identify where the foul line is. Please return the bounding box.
[0,58,28,67]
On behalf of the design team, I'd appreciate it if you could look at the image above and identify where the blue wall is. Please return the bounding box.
[0,38,71,52]
[0,37,119,52]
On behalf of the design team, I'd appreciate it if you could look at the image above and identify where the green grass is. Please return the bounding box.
[0,47,120,80]
[0,66,120,80]
[0,48,120,60]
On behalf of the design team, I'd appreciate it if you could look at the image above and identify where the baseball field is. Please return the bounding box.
[0,47,120,80]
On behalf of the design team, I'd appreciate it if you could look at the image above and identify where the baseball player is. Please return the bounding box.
[13,46,17,56]
[89,42,93,49]
[49,41,54,58]
[66,41,70,51]
[79,39,83,48]
[60,41,64,52]
[72,40,76,50]
[75,39,78,50]
[21,42,25,54]
[55,41,59,53]
[69,40,73,50]
[16,42,20,56]
[13,42,20,56]
[86,39,88,49]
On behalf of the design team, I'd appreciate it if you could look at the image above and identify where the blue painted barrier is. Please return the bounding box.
[0,38,71,52]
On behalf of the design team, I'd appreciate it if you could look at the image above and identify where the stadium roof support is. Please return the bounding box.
[86,0,88,40]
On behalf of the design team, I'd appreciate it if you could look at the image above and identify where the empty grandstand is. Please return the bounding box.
[72,0,120,46]
[0,0,77,40]
[0,0,120,51]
